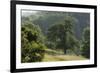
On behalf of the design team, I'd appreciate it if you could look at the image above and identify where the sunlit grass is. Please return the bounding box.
[42,48,87,62]
[42,53,87,62]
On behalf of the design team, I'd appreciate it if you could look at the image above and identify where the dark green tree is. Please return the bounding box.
[47,16,78,54]
[81,27,90,58]
[21,23,46,63]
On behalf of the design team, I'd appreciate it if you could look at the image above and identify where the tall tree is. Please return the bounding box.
[47,16,77,54]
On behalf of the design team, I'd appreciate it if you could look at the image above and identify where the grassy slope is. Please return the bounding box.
[42,49,87,62]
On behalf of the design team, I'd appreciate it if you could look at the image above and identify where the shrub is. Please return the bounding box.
[21,23,46,63]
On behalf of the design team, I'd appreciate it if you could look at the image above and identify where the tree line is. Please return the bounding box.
[21,11,90,63]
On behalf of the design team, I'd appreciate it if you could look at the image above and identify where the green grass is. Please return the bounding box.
[44,49,63,55]
[42,49,87,62]
[42,54,87,62]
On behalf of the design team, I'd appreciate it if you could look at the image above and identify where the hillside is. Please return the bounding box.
[22,11,90,39]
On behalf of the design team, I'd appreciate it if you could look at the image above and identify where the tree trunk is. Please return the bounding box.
[63,48,66,54]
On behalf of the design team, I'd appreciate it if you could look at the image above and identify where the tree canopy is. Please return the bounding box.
[47,16,79,54]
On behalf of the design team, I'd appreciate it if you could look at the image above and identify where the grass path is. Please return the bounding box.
[42,54,87,62]
[42,49,87,62]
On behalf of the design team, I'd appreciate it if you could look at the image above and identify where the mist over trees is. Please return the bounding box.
[21,10,90,62]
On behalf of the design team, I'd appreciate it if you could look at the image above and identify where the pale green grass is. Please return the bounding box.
[42,54,87,62]
[42,48,88,62]
[45,49,63,55]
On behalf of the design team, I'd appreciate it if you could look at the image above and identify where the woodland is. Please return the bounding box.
[21,11,90,63]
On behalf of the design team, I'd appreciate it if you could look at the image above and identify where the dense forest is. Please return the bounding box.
[21,11,90,63]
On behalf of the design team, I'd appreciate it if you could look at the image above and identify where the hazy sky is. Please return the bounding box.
[22,10,37,16]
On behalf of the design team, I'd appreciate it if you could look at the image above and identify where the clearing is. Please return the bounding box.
[42,49,87,62]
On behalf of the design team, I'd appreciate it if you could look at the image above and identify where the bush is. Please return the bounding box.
[25,42,45,62]
[21,23,46,63]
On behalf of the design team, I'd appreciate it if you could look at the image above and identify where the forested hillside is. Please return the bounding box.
[22,11,90,39]
[21,10,90,63]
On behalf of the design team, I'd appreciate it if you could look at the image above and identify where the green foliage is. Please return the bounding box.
[23,11,89,40]
[21,11,90,62]
[21,23,46,63]
[81,27,90,58]
[47,16,79,54]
